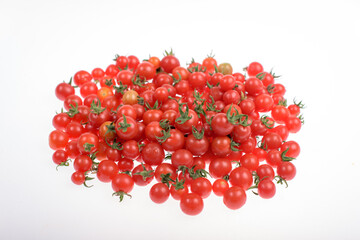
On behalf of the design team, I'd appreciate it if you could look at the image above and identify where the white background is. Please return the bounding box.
[1,0,359,239]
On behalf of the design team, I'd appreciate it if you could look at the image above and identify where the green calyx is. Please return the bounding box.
[105,122,116,136]
[132,75,146,88]
[105,139,123,151]
[66,101,79,118]
[192,126,204,140]
[133,163,154,181]
[56,158,72,171]
[145,100,161,110]
[206,96,220,112]
[112,191,132,202]
[83,143,94,152]
[230,139,240,152]
[159,119,171,131]
[270,68,281,79]
[156,129,171,143]
[172,178,185,191]
[281,147,296,161]
[83,174,95,188]
[104,79,113,87]
[90,100,106,115]
[226,104,252,126]
[117,114,131,133]
[113,82,128,95]
[267,84,275,94]
[260,115,274,129]
[172,72,182,86]
[274,175,288,188]
[175,104,192,124]
[256,72,266,80]
[278,99,288,107]
[160,173,175,187]
[294,98,305,109]
[164,49,175,56]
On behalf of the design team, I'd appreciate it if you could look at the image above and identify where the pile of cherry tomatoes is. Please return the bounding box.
[49,50,304,215]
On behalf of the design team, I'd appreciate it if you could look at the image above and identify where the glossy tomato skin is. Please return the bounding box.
[74,70,92,87]
[190,178,212,199]
[117,158,134,172]
[212,179,230,197]
[49,130,69,150]
[143,109,163,125]
[286,116,302,133]
[115,116,138,140]
[256,164,275,180]
[144,121,162,142]
[232,125,251,143]
[52,150,68,165]
[64,94,82,111]
[74,154,92,172]
[171,149,194,169]
[154,163,177,182]
[211,113,234,136]
[277,162,296,180]
[136,61,156,80]
[266,149,282,168]
[272,105,290,124]
[65,140,80,159]
[262,132,283,150]
[247,62,263,77]
[180,193,204,216]
[160,55,180,73]
[258,179,276,199]
[149,183,170,204]
[71,171,85,185]
[240,153,259,171]
[185,134,209,156]
[174,109,199,134]
[77,132,99,154]
[97,160,119,183]
[255,94,274,112]
[280,141,300,158]
[141,142,165,166]
[122,140,140,159]
[52,113,71,131]
[269,125,289,141]
[132,164,154,186]
[211,136,231,157]
[55,82,75,101]
[170,185,189,200]
[223,186,247,210]
[80,82,98,98]
[229,167,252,190]
[112,173,134,193]
[245,77,264,96]
[209,158,232,179]
[188,72,207,89]
[162,129,185,152]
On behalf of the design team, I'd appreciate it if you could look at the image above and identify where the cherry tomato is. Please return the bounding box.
[49,130,69,150]
[171,149,194,169]
[180,193,204,216]
[149,183,170,204]
[258,179,276,199]
[277,162,296,180]
[132,163,154,186]
[209,158,232,179]
[97,160,119,183]
[141,142,165,166]
[190,177,212,198]
[229,167,252,190]
[212,179,230,197]
[223,186,246,210]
